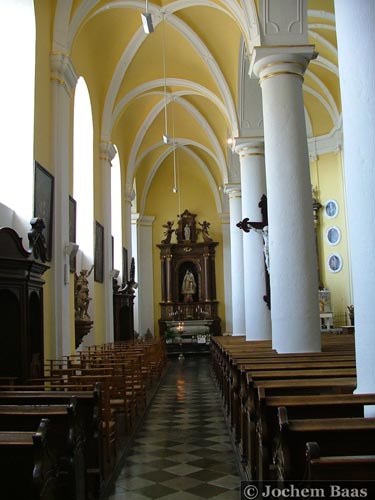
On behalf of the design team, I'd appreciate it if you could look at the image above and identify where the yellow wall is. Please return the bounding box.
[143,155,226,336]
[310,151,352,325]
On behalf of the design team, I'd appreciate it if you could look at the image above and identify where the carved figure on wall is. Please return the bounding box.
[184,224,191,241]
[198,220,213,242]
[250,225,269,273]
[75,265,94,320]
[161,221,175,244]
[28,217,48,263]
[181,270,196,302]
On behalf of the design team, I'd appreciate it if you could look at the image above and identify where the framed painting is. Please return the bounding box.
[34,161,54,261]
[94,221,104,283]
[69,196,77,272]
[122,247,128,286]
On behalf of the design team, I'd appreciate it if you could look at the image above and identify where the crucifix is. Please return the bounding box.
[236,195,270,309]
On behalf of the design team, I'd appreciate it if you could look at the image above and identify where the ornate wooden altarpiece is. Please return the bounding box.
[157,210,221,336]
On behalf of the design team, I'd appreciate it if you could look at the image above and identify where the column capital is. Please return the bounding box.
[99,141,117,164]
[50,52,78,95]
[124,183,135,204]
[232,137,264,158]
[224,183,241,199]
[131,213,155,227]
[250,45,318,82]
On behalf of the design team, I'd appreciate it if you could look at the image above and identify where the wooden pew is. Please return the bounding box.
[305,441,375,482]
[256,392,375,481]
[273,406,375,483]
[0,418,60,500]
[0,397,85,500]
[233,360,356,465]
[0,386,102,500]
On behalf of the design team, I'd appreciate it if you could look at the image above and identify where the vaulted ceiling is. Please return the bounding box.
[56,1,339,212]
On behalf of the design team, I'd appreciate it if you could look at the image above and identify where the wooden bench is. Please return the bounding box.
[274,406,375,482]
[0,418,59,500]
[0,386,102,499]
[256,392,375,481]
[305,440,375,482]
[0,397,85,500]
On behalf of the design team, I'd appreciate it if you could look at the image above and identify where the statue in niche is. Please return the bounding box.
[161,220,175,244]
[198,220,213,242]
[181,270,196,302]
[184,224,191,241]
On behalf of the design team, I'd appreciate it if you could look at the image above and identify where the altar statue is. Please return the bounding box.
[181,270,196,302]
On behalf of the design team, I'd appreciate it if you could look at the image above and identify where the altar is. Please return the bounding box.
[157,209,221,340]
[164,320,211,355]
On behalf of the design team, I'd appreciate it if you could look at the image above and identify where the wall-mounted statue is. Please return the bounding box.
[74,265,94,321]
[28,217,48,263]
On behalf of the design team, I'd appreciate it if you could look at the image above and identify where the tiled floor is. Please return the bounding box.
[106,355,241,499]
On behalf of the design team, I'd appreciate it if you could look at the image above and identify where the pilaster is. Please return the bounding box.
[50,53,78,357]
[224,184,245,335]
[99,141,117,343]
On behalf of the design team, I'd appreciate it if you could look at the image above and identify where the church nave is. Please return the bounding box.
[105,356,241,500]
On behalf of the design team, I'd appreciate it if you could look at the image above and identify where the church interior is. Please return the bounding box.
[0,1,374,498]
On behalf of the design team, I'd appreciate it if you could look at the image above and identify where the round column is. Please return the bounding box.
[252,47,321,353]
[235,139,271,340]
[224,184,245,335]
[335,0,375,407]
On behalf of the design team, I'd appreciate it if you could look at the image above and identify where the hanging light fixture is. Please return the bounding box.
[162,14,170,144]
[141,0,154,34]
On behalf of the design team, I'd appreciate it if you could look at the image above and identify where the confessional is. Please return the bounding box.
[0,226,48,382]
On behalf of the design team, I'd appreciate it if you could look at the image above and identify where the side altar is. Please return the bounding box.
[157,209,221,338]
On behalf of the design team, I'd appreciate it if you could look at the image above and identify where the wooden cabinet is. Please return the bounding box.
[0,227,48,382]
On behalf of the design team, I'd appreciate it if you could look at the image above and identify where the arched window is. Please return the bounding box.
[0,1,35,223]
[111,147,123,278]
[73,77,94,266]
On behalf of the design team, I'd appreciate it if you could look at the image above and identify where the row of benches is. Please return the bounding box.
[211,334,375,488]
[0,339,168,500]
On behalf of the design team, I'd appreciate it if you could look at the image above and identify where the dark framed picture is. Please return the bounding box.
[69,196,77,273]
[34,161,54,261]
[122,247,128,286]
[94,221,104,283]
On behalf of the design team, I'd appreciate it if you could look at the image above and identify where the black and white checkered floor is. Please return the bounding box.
[106,355,241,499]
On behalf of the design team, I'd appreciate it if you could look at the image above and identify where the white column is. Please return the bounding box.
[224,184,245,335]
[131,214,155,336]
[234,138,271,340]
[251,46,320,353]
[334,0,375,410]
[50,53,78,357]
[220,213,233,334]
[99,141,117,343]
[123,184,134,259]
